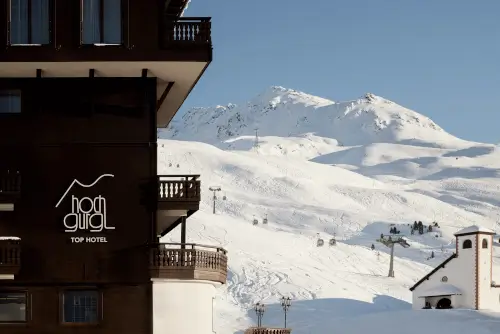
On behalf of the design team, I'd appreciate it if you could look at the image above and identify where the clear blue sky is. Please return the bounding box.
[182,0,500,143]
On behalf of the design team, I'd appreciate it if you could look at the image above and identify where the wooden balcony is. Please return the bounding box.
[0,239,21,276]
[149,243,227,284]
[156,174,201,236]
[158,174,201,208]
[0,170,21,204]
[244,328,292,334]
[161,18,212,49]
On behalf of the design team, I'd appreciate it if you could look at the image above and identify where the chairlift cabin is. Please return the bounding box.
[253,216,258,225]
[317,239,324,247]
[223,193,227,200]
[263,214,268,224]
[329,238,336,246]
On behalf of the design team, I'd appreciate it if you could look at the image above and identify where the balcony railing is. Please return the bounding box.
[162,17,212,48]
[158,175,201,202]
[0,170,21,195]
[244,328,292,334]
[149,243,227,283]
[0,238,21,276]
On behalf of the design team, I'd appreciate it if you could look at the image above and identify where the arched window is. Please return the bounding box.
[463,239,472,249]
[482,238,488,249]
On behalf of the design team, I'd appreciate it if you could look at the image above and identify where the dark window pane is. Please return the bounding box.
[82,0,101,44]
[63,290,99,323]
[10,0,50,45]
[103,0,121,44]
[0,292,27,322]
[10,0,29,44]
[82,0,122,45]
[31,0,50,44]
[0,91,21,114]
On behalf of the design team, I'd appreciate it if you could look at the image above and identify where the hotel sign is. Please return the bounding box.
[55,174,115,243]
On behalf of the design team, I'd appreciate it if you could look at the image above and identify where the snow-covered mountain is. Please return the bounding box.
[157,87,500,333]
[163,86,472,148]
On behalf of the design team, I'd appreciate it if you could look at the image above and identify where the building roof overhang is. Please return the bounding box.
[417,284,462,298]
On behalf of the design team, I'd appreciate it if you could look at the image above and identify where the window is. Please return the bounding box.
[0,91,21,114]
[62,290,100,324]
[9,0,50,45]
[82,0,122,45]
[482,238,488,249]
[0,292,27,323]
[462,239,472,249]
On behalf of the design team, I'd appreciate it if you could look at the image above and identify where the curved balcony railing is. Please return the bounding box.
[149,243,227,283]
[244,328,292,334]
[0,238,21,275]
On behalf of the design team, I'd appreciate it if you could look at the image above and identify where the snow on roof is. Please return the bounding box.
[180,0,190,16]
[417,284,462,298]
[454,225,495,236]
[0,236,20,240]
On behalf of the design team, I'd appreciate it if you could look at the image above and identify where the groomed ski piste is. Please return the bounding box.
[156,87,500,333]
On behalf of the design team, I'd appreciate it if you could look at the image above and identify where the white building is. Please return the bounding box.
[410,225,500,311]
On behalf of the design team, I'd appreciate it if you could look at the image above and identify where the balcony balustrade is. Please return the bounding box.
[158,175,201,202]
[149,242,227,284]
[162,17,212,49]
[0,238,21,276]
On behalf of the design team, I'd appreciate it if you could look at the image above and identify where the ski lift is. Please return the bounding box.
[329,238,336,246]
[262,214,268,224]
[252,215,258,225]
[316,233,324,247]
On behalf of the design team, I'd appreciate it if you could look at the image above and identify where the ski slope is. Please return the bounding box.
[158,87,500,333]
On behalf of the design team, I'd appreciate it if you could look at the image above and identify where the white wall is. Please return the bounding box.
[477,235,500,311]
[412,235,477,310]
[152,279,220,334]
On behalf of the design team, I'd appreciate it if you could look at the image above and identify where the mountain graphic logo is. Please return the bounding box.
[56,174,115,233]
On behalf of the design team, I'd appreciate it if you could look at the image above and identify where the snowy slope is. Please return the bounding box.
[157,88,500,333]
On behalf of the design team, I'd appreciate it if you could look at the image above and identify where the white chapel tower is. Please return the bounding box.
[454,225,497,310]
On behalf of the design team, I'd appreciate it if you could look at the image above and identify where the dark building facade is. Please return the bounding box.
[0,1,227,333]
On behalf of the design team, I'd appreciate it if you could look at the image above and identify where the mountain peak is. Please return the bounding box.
[251,86,335,109]
[164,87,461,148]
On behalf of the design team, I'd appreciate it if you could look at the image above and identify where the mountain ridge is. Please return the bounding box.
[163,86,471,149]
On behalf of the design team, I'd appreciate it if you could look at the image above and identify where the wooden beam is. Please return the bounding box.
[36,69,42,78]
[89,69,95,78]
[156,82,174,112]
